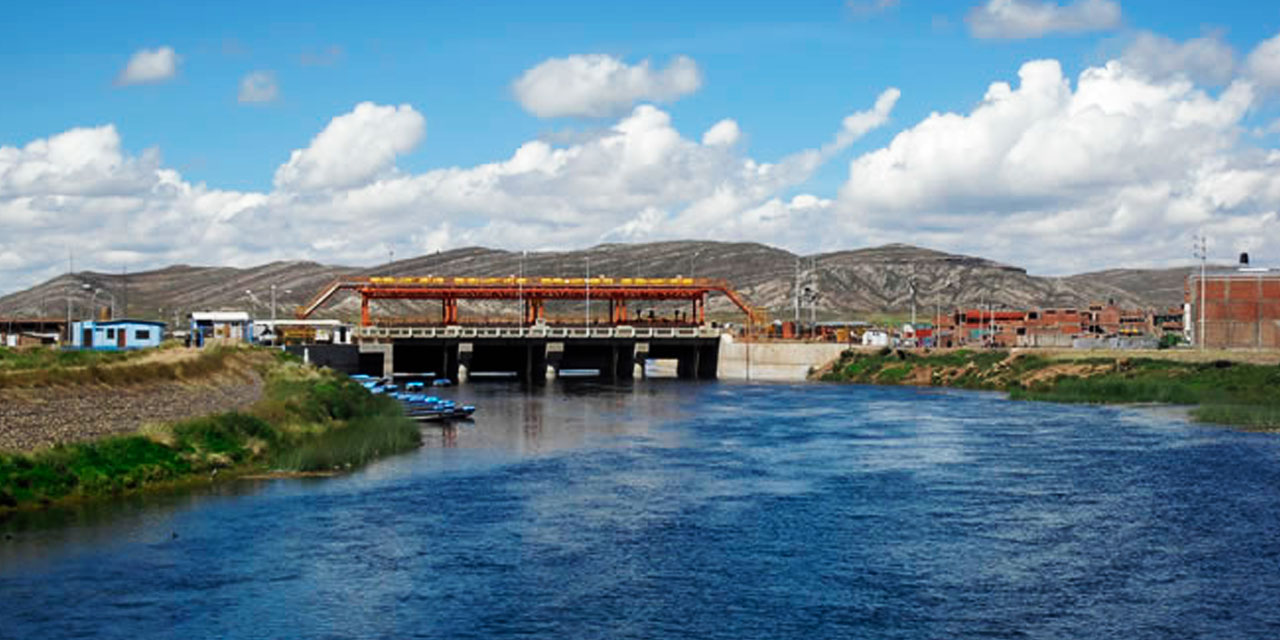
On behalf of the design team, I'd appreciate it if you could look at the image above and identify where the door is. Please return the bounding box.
[83,328,93,348]
[117,328,127,349]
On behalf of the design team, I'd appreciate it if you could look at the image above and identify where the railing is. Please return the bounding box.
[296,275,763,323]
[353,325,723,340]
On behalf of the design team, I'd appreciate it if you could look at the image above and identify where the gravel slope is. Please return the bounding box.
[0,372,263,452]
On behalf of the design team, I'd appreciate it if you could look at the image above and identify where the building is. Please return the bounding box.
[861,329,890,347]
[0,318,66,347]
[253,319,352,345]
[1186,256,1280,349]
[189,311,253,346]
[70,319,165,350]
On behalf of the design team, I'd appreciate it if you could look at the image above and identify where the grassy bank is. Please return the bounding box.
[819,348,1280,431]
[0,343,238,389]
[0,352,420,510]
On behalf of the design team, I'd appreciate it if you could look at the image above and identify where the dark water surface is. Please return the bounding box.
[4,382,1280,639]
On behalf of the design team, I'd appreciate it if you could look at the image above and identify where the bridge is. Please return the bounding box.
[294,276,768,382]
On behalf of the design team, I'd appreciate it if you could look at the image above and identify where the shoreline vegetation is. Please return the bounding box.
[0,346,420,512]
[815,347,1280,431]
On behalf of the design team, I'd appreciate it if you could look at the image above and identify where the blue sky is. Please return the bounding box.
[2,1,1280,293]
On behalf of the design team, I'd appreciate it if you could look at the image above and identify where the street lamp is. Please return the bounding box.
[82,284,97,321]
[269,285,292,322]
[1193,233,1207,350]
[519,250,526,327]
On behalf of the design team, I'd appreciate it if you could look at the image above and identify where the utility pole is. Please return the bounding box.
[1193,234,1207,350]
[271,284,277,322]
[122,265,128,319]
[519,250,526,327]
[810,258,817,328]
[908,277,917,329]
[65,249,72,344]
[794,258,801,324]
[585,255,591,327]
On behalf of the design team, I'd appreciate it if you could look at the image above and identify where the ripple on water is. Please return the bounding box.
[4,382,1280,639]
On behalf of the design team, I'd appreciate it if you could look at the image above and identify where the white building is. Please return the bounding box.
[861,329,890,347]
[189,311,253,346]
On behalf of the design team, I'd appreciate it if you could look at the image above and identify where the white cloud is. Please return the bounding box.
[238,71,279,104]
[513,54,702,118]
[273,102,426,191]
[702,119,741,146]
[1246,31,1280,90]
[10,44,1280,296]
[967,0,1121,40]
[0,125,159,197]
[1121,31,1236,86]
[116,46,180,86]
[0,92,897,294]
[837,58,1279,274]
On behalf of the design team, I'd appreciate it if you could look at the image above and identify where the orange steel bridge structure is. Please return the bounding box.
[297,276,768,327]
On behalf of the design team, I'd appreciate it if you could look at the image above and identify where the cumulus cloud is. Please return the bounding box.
[0,125,160,197]
[273,102,426,191]
[116,46,180,86]
[238,71,279,103]
[513,54,702,118]
[0,92,897,293]
[1121,31,1236,86]
[702,119,741,146]
[837,58,1278,274]
[967,0,1121,40]
[1246,31,1280,90]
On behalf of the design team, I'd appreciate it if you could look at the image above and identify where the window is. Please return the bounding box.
[106,329,116,339]
[136,330,151,340]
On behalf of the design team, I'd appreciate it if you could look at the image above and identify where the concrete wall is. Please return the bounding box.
[285,344,361,374]
[717,335,849,381]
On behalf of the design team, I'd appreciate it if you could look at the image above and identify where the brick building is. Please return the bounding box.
[1186,264,1280,349]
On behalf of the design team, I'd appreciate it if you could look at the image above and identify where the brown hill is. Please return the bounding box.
[0,242,1193,323]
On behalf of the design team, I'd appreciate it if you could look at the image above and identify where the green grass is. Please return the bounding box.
[271,416,420,472]
[0,345,238,389]
[0,346,136,371]
[0,353,422,509]
[0,436,191,507]
[876,364,914,383]
[821,347,1280,431]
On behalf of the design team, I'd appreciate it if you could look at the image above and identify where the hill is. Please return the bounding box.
[0,242,1193,323]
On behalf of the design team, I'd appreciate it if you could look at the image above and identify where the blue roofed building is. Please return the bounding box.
[70,320,166,350]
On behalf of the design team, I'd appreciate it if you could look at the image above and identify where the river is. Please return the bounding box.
[3,382,1280,638]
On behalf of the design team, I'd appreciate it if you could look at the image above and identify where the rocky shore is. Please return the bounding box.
[0,372,263,452]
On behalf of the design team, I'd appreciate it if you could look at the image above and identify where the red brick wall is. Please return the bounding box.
[1190,273,1280,349]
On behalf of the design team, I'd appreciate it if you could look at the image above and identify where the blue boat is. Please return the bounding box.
[352,374,475,423]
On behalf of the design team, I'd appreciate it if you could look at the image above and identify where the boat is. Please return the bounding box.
[350,374,476,423]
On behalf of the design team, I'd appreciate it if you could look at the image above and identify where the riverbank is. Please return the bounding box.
[0,347,264,451]
[815,347,1280,431]
[0,348,420,511]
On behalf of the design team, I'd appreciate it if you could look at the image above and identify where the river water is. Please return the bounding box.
[3,382,1280,639]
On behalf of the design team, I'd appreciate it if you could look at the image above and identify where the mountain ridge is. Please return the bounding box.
[0,242,1194,322]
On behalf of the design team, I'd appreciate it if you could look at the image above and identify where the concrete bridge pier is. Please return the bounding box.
[633,342,649,379]
[358,342,394,378]
[457,342,473,383]
[652,340,719,380]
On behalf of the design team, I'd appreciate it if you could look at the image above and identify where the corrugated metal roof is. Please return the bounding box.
[190,311,251,322]
[78,319,167,327]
